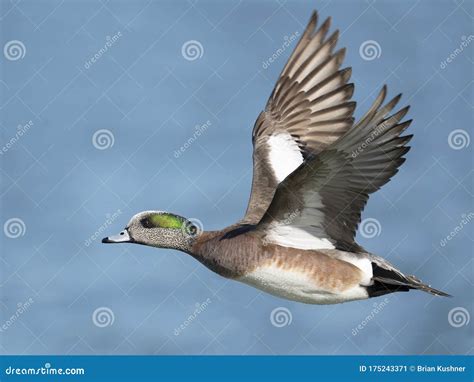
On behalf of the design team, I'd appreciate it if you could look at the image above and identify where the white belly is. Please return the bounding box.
[238,264,369,305]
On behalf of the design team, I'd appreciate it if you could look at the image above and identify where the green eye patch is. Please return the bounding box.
[141,213,184,229]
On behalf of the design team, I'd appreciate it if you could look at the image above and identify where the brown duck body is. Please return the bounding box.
[191,226,370,304]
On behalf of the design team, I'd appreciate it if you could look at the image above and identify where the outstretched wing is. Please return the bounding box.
[256,86,412,251]
[242,11,355,224]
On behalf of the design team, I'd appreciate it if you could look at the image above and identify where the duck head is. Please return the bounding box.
[102,211,200,253]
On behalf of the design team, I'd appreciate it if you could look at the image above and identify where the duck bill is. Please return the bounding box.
[102,229,133,244]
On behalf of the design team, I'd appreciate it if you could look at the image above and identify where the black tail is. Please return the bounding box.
[367,263,451,298]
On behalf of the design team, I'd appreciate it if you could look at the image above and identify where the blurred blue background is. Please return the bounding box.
[1,0,472,355]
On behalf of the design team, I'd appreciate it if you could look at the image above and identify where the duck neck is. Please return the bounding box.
[174,234,201,255]
[174,240,194,254]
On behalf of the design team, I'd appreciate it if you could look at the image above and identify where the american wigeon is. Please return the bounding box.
[103,11,449,304]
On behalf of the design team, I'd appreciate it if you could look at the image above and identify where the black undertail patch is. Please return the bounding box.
[366,262,410,298]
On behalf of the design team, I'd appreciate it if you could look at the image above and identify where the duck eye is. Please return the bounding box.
[188,225,197,235]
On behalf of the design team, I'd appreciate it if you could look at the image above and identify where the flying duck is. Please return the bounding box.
[102,10,449,304]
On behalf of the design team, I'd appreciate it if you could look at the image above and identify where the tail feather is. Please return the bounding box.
[404,275,451,297]
[367,262,451,298]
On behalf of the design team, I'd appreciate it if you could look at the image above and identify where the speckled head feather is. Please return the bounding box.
[125,211,199,253]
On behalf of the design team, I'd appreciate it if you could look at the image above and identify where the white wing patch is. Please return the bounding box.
[265,224,335,250]
[263,189,335,250]
[267,133,304,182]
